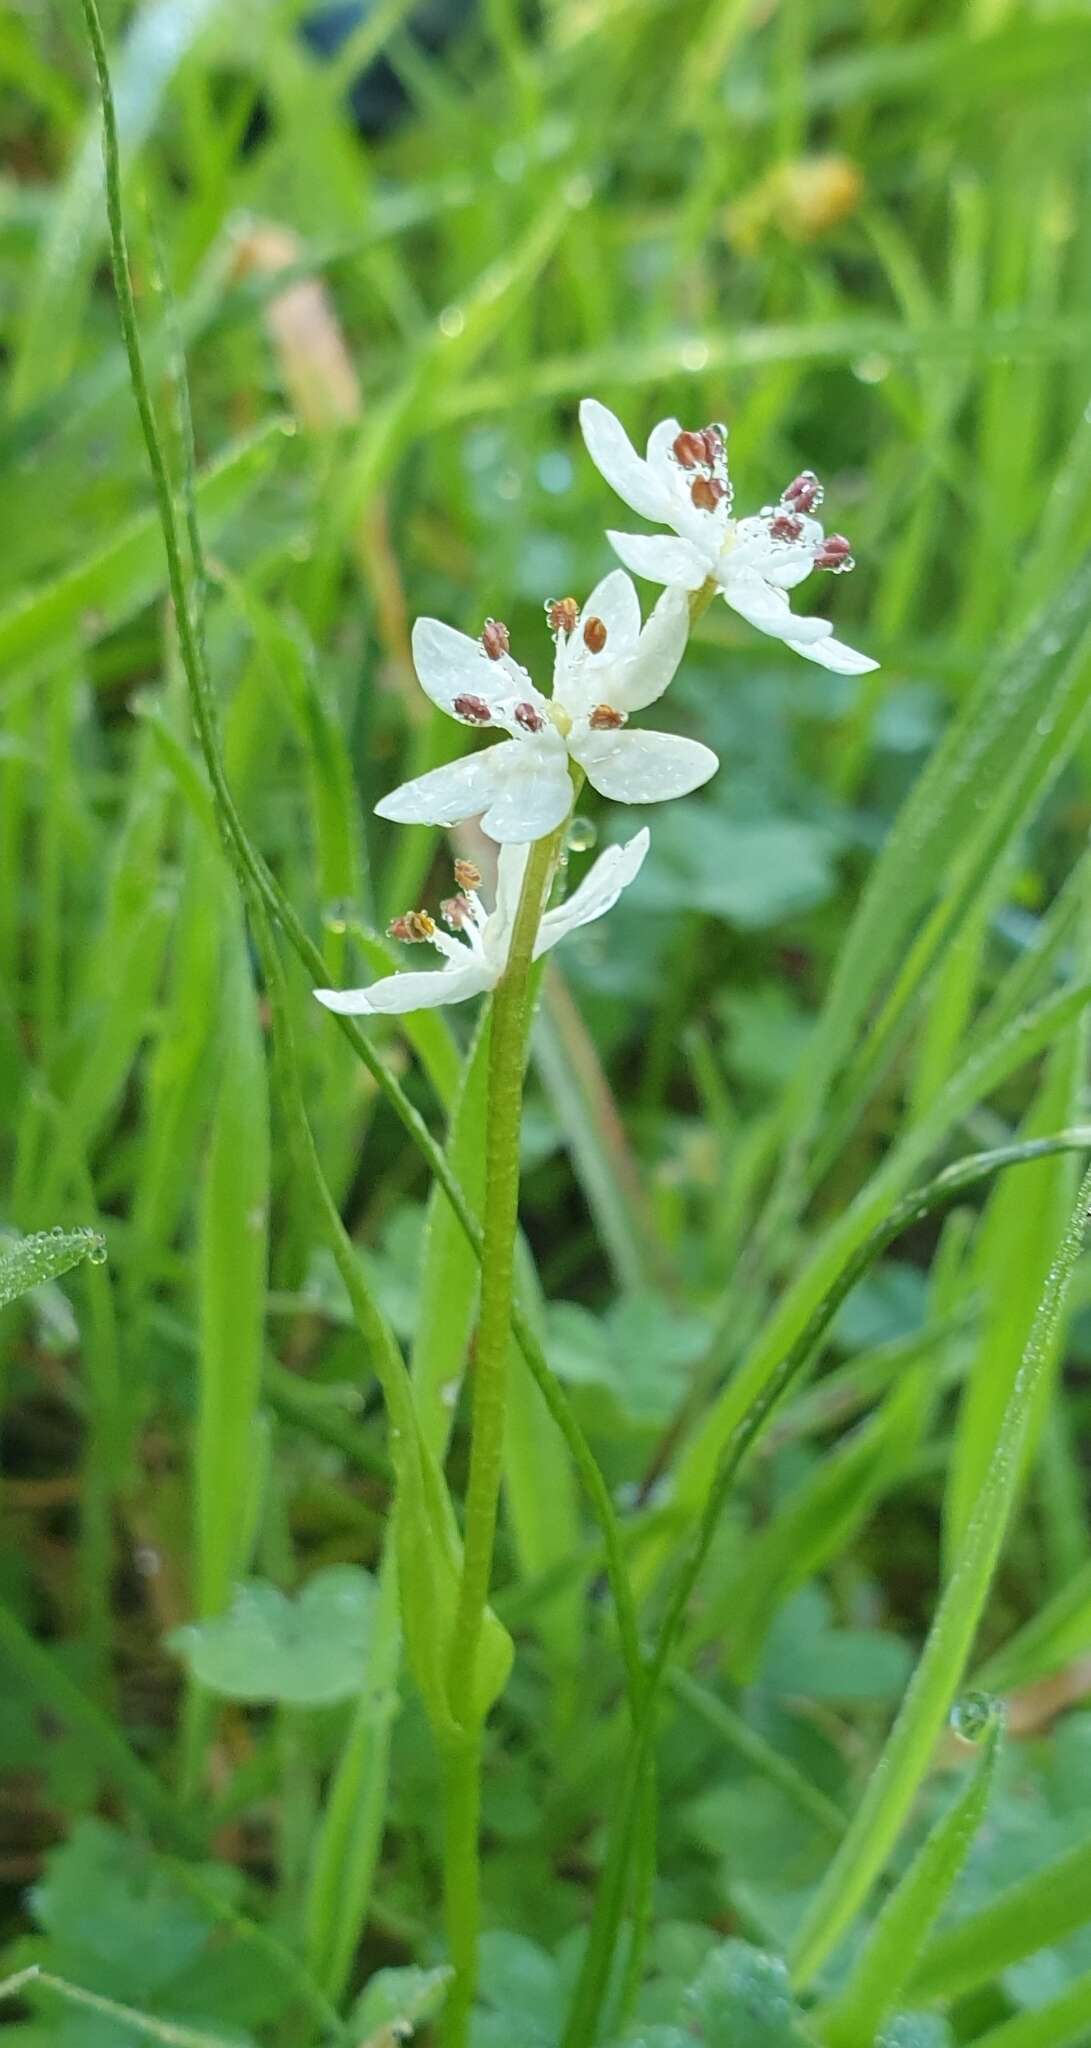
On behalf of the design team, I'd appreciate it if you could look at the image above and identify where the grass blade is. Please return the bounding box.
[789,1160,1091,1986]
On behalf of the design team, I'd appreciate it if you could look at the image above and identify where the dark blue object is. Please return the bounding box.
[301,0,477,136]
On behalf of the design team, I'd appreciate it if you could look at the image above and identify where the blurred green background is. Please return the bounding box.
[5,0,1091,2040]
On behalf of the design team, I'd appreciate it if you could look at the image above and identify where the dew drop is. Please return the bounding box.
[50,1225,65,1239]
[86,1236,108,1266]
[322,899,352,935]
[950,1690,996,1743]
[565,815,597,853]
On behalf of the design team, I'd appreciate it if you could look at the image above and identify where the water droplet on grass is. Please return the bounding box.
[565,815,597,852]
[950,1690,996,1742]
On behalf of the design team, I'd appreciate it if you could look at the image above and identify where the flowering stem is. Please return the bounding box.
[442,820,567,2045]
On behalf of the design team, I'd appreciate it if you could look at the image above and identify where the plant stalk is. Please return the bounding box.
[441,823,566,2046]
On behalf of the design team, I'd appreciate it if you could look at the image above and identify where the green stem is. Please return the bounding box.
[441,825,566,2046]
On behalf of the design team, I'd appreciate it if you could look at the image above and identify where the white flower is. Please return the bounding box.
[314,830,650,1017]
[579,399,878,677]
[374,571,718,845]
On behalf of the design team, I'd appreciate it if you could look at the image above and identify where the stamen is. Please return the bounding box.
[452,693,493,724]
[441,894,474,930]
[769,510,804,541]
[514,700,546,732]
[782,469,824,513]
[672,429,707,470]
[388,910,436,943]
[814,532,854,572]
[454,858,482,890]
[481,617,510,660]
[589,704,626,730]
[691,475,726,513]
[582,615,608,653]
[697,424,725,464]
[546,596,580,635]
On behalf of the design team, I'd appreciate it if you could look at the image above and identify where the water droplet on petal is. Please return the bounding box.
[565,815,597,853]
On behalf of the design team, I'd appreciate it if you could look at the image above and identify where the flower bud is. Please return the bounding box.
[481,617,510,660]
[452,693,493,724]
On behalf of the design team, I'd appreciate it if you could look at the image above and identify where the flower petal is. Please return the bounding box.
[579,399,675,525]
[314,959,493,1015]
[573,727,719,803]
[730,514,822,590]
[487,841,531,961]
[786,633,880,676]
[478,748,573,844]
[375,745,511,827]
[535,828,651,956]
[723,567,833,645]
[617,586,690,713]
[606,529,708,591]
[411,616,535,721]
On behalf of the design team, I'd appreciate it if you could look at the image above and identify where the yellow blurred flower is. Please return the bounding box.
[726,155,864,251]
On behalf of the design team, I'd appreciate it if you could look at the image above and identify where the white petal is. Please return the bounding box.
[787,633,879,675]
[488,841,531,959]
[410,616,532,721]
[579,399,675,524]
[580,568,642,657]
[478,751,573,844]
[314,959,494,1015]
[606,529,708,591]
[572,727,719,804]
[646,416,685,480]
[535,828,651,956]
[723,567,832,645]
[618,586,690,713]
[730,514,822,590]
[375,745,511,827]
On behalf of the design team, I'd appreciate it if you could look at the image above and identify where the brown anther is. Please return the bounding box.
[589,704,626,730]
[453,858,482,890]
[814,532,854,570]
[782,469,823,513]
[388,910,436,943]
[697,424,724,464]
[770,510,804,541]
[582,615,608,654]
[452,693,493,725]
[546,596,580,635]
[481,617,510,660]
[441,894,474,929]
[691,475,726,513]
[672,429,707,469]
[514,700,546,733]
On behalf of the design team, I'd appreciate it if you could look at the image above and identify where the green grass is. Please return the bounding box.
[4,1,1091,2044]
